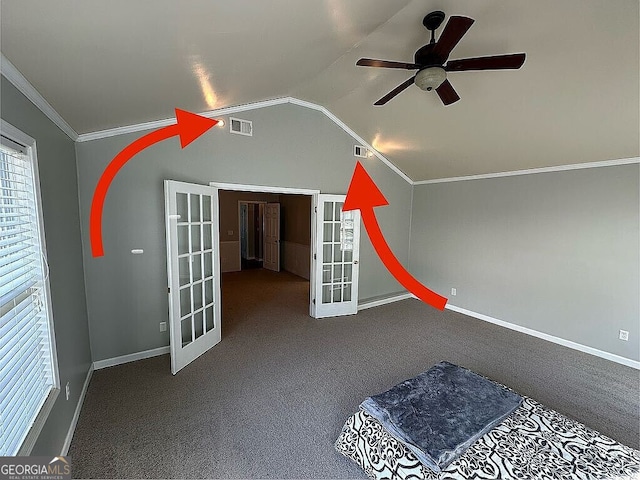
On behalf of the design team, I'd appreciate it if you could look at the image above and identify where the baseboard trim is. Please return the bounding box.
[446,304,640,370]
[93,346,170,370]
[359,293,412,310]
[61,364,93,455]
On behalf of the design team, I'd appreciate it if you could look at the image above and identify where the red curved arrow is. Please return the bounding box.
[90,109,219,257]
[343,162,447,310]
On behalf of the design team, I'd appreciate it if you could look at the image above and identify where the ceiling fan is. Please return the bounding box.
[356,11,526,106]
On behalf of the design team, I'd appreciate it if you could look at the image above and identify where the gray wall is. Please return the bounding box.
[1,77,92,454]
[409,164,640,362]
[75,103,412,362]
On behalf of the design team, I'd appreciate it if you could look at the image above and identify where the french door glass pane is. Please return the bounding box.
[323,223,332,242]
[190,194,200,222]
[179,257,190,286]
[322,285,331,303]
[178,226,189,255]
[204,252,213,278]
[202,196,212,222]
[344,264,352,281]
[322,265,331,283]
[343,284,352,301]
[205,306,214,331]
[193,282,203,310]
[323,244,331,263]
[324,202,333,221]
[333,286,341,302]
[192,254,202,281]
[203,224,212,250]
[177,193,188,220]
[205,279,213,304]
[181,318,192,346]
[191,225,201,252]
[194,311,204,339]
[180,287,191,317]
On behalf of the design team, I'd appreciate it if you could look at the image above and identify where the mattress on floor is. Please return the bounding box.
[335,395,640,480]
[360,361,523,472]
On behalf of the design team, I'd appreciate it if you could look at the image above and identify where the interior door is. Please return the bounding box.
[263,202,280,271]
[313,194,360,318]
[164,180,221,374]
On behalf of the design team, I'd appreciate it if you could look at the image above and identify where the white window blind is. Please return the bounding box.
[0,133,57,456]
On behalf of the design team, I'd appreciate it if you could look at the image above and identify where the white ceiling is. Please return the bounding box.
[1,0,638,181]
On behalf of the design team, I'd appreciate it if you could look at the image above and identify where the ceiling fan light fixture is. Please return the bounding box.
[415,67,446,91]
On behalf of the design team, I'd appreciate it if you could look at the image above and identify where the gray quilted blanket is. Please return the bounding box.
[360,361,522,473]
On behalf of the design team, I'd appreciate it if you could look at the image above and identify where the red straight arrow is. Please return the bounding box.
[89,109,219,257]
[343,162,448,310]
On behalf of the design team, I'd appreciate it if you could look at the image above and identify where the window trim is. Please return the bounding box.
[1,119,60,455]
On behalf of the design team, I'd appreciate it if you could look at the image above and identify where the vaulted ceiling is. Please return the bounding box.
[1,0,638,181]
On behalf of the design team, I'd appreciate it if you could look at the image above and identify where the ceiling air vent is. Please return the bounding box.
[354,145,368,158]
[229,117,253,136]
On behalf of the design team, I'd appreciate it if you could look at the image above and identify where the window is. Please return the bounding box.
[0,121,59,456]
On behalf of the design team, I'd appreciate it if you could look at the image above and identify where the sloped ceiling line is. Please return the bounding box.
[1,54,414,184]
[3,53,637,188]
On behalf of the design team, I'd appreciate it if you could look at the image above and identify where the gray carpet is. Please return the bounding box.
[69,269,640,479]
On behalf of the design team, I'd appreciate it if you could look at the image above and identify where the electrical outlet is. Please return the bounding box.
[619,330,629,341]
[159,322,167,332]
[65,382,70,401]
[451,288,457,296]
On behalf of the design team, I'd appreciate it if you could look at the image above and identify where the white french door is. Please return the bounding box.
[263,202,280,271]
[164,180,221,374]
[313,194,360,318]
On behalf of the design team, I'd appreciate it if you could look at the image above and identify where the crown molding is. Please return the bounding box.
[414,157,640,185]
[1,53,78,141]
[75,97,291,142]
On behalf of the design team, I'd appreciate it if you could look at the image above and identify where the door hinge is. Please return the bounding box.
[313,298,316,304]
[168,287,171,294]
[313,253,316,260]
[314,206,317,213]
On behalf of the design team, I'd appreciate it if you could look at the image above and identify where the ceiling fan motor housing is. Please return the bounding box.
[414,43,446,67]
[415,67,446,91]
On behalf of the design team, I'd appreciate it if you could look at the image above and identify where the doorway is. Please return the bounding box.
[239,201,265,269]
[213,183,318,315]
[164,180,363,374]
[212,182,362,318]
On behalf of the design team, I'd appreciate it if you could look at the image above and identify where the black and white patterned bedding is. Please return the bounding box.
[335,396,640,479]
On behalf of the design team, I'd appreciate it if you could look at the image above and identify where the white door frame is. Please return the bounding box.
[210,182,320,316]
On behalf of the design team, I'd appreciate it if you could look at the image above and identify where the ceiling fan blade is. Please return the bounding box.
[445,53,526,72]
[435,79,460,106]
[357,58,421,69]
[374,77,415,105]
[432,16,474,62]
